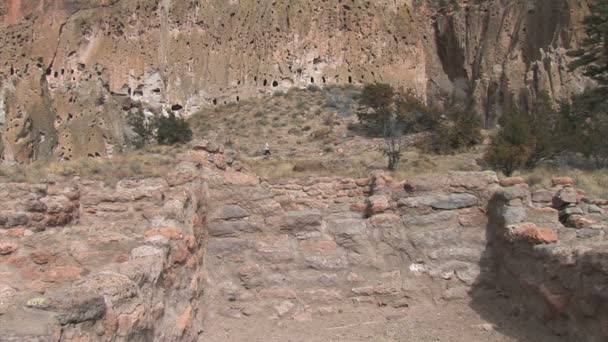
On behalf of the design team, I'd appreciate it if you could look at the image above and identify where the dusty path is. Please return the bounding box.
[202,296,563,342]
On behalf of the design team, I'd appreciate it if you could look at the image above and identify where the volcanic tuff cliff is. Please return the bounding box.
[0,0,593,163]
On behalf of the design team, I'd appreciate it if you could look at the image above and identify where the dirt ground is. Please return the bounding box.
[201,294,563,342]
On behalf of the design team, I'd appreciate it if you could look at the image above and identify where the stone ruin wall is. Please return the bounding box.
[0,0,594,163]
[0,141,606,340]
[489,177,608,342]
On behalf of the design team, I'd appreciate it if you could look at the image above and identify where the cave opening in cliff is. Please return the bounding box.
[322,77,326,84]
[171,104,183,111]
[348,76,352,84]
[311,77,315,83]
[272,80,279,87]
[236,96,240,102]
[263,79,268,86]
[213,99,217,105]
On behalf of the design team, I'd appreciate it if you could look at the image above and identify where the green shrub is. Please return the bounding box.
[310,127,331,139]
[484,111,535,176]
[154,113,193,145]
[126,110,153,149]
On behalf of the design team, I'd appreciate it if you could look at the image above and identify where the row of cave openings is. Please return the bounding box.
[210,74,357,106]
[4,62,89,83]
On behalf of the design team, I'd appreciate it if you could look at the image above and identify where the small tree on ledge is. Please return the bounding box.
[381,118,407,171]
[357,83,406,171]
[154,112,193,145]
[484,111,535,176]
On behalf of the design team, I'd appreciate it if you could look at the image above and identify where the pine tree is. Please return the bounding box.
[568,2,608,90]
[484,111,535,176]
[527,92,557,165]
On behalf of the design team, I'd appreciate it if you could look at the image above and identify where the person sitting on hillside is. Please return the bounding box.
[263,143,271,156]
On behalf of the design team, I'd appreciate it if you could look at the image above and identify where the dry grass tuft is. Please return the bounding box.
[520,165,608,199]
[0,145,183,185]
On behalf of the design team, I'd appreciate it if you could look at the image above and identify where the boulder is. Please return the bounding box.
[566,215,596,229]
[532,190,554,203]
[551,177,574,187]
[208,221,260,237]
[211,205,250,220]
[500,177,525,187]
[280,210,322,231]
[587,204,604,214]
[5,213,28,228]
[448,171,499,190]
[25,200,47,212]
[502,205,527,225]
[562,206,584,216]
[399,193,477,210]
[431,193,478,210]
[54,294,107,325]
[495,186,529,201]
[368,195,390,213]
[402,211,456,226]
[326,218,367,236]
[30,250,56,265]
[553,187,580,208]
[507,223,558,244]
[0,241,18,255]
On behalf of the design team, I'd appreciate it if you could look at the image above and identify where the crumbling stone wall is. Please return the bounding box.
[203,170,500,319]
[0,173,208,340]
[1,143,607,341]
[488,177,608,342]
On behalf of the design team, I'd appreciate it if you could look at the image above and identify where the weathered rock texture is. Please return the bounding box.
[0,0,593,163]
[0,164,210,340]
[0,142,607,340]
[486,179,608,342]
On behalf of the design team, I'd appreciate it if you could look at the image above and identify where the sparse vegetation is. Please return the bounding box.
[522,164,608,199]
[485,3,608,176]
[154,112,193,145]
[0,145,182,185]
[127,110,193,148]
[126,110,153,149]
[484,111,535,176]
[357,83,407,170]
[568,1,608,94]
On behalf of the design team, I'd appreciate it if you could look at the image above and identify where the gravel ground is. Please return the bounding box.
[201,294,563,342]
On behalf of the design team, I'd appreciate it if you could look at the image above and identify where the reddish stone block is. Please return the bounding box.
[551,177,574,187]
[0,241,18,255]
[500,177,525,187]
[145,227,184,240]
[43,265,84,283]
[299,240,337,254]
[5,228,25,238]
[30,250,56,265]
[508,223,558,244]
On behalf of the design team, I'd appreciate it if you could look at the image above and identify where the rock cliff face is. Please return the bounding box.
[0,0,593,163]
